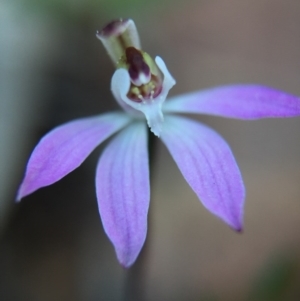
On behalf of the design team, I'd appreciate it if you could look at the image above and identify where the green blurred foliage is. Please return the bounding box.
[248,254,299,301]
[15,0,175,23]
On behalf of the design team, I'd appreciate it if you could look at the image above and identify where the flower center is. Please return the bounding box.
[98,19,176,136]
[96,20,164,104]
[118,47,163,103]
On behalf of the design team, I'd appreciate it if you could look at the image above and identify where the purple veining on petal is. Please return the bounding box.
[17,112,131,201]
[164,85,300,119]
[161,115,245,230]
[96,122,149,268]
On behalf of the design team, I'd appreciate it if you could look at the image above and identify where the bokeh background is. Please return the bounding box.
[1,0,300,300]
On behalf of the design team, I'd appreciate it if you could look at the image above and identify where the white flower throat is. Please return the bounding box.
[96,18,176,136]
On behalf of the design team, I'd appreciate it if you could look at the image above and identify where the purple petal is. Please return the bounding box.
[161,116,245,230]
[96,122,149,267]
[17,112,131,201]
[164,85,300,119]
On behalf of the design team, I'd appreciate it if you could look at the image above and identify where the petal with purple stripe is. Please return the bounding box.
[96,122,149,268]
[17,112,131,201]
[164,85,300,119]
[161,115,245,230]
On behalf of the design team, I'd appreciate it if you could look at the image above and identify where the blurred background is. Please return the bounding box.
[1,0,300,300]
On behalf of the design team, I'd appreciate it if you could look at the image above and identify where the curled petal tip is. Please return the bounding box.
[15,194,22,203]
[16,191,24,203]
[226,211,244,232]
[235,227,243,233]
[150,129,161,137]
[223,208,244,233]
[229,220,243,233]
[16,181,35,202]
[120,263,130,269]
[15,179,38,203]
[145,103,164,137]
[118,257,136,269]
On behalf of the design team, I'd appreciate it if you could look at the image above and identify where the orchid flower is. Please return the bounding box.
[17,19,300,268]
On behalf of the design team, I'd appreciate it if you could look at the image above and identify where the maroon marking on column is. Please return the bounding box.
[126,47,150,81]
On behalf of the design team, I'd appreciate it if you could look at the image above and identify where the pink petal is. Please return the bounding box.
[96,122,150,268]
[161,116,245,230]
[164,85,300,119]
[17,112,131,200]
